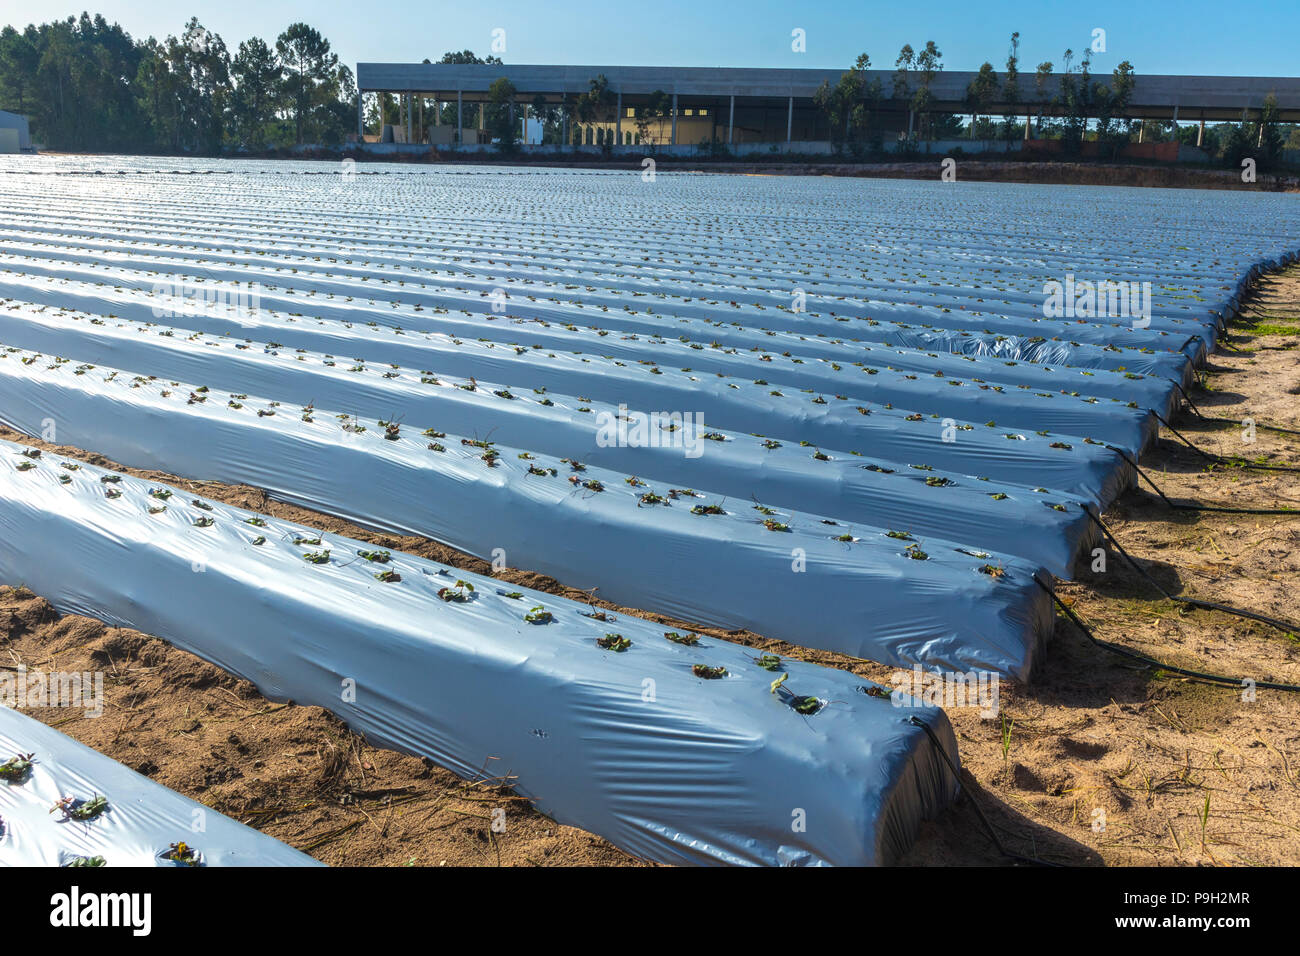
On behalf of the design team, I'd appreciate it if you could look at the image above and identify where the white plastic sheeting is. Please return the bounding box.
[0,311,1099,575]
[0,362,1056,679]
[0,443,961,866]
[0,262,1166,450]
[0,293,1136,503]
[0,705,320,867]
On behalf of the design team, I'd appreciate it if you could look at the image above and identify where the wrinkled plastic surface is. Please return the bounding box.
[0,705,320,867]
[0,443,961,866]
[0,313,1098,575]
[0,362,1056,679]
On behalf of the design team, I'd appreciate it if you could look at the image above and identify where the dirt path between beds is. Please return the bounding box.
[2,268,1297,866]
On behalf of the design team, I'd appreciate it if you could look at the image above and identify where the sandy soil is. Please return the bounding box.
[2,269,1298,866]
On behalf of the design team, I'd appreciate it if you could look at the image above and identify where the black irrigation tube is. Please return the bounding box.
[1109,444,1300,516]
[1032,575,1300,694]
[907,716,1061,868]
[1081,505,1300,636]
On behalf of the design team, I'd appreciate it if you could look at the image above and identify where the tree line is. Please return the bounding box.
[0,14,354,152]
[816,34,1296,169]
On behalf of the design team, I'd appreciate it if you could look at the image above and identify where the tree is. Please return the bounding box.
[229,37,280,150]
[634,89,671,145]
[814,52,879,153]
[438,50,502,66]
[1002,32,1020,140]
[892,44,914,104]
[275,22,337,145]
[1094,60,1136,159]
[485,76,517,152]
[1224,93,1286,172]
[1032,61,1053,137]
[575,74,616,151]
[966,62,999,142]
[0,26,39,115]
[912,41,943,141]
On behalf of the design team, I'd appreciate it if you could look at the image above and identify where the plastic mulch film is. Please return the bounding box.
[0,705,321,867]
[0,447,961,866]
[0,359,1058,678]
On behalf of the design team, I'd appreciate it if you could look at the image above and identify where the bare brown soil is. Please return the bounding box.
[3,269,1298,866]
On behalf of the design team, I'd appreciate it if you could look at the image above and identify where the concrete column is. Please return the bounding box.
[1171,104,1179,143]
[1258,121,1264,147]
[479,102,485,131]
[1196,117,1204,147]
[907,110,914,138]
[1024,114,1030,140]
[729,94,735,144]
[787,95,793,142]
[434,97,440,127]
[457,91,462,144]
[357,91,364,139]
[616,91,622,146]
[671,93,678,144]
[1137,121,1144,144]
[562,108,568,147]
[406,92,412,143]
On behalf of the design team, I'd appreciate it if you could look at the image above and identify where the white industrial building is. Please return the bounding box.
[0,110,32,154]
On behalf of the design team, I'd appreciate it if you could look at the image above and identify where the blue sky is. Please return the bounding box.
[4,0,1297,77]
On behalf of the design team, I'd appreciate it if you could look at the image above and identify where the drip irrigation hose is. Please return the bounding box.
[1032,575,1300,693]
[906,716,1060,868]
[1081,506,1300,636]
[1170,381,1300,439]
[1150,410,1300,474]
[1108,444,1300,516]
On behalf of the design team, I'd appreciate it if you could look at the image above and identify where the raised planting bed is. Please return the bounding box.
[0,316,1098,575]
[0,445,961,866]
[0,366,1057,678]
[0,307,1136,504]
[0,705,319,866]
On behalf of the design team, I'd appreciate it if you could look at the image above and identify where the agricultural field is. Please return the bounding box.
[0,154,1297,866]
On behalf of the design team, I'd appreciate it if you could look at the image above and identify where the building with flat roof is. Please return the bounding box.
[356,62,1300,150]
[0,110,32,154]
